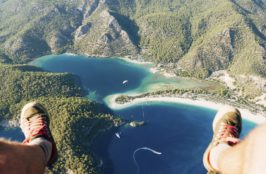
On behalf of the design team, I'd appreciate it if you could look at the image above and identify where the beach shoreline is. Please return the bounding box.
[35,53,266,125]
[119,57,177,78]
[105,95,266,125]
[66,52,177,78]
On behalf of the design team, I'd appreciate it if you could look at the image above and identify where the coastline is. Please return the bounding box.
[0,119,19,128]
[33,53,266,125]
[66,52,176,78]
[100,54,266,125]
[117,56,177,77]
[105,95,266,125]
[116,56,153,65]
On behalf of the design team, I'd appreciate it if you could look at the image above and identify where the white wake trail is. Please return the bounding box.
[133,147,162,174]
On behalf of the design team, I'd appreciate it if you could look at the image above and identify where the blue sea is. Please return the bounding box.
[0,126,24,141]
[3,54,256,174]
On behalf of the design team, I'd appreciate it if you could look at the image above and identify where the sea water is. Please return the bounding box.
[93,103,255,174]
[28,54,256,174]
[30,54,149,101]
[0,126,24,141]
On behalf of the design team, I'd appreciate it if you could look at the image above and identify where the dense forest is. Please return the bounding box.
[0,63,120,173]
[0,0,265,78]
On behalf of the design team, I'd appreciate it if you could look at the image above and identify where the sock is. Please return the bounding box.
[29,137,52,165]
[209,143,231,170]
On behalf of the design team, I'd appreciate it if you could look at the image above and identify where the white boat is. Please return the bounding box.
[122,80,128,84]
[115,132,121,138]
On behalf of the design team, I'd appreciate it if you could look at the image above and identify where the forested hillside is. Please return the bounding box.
[108,0,266,78]
[0,63,120,173]
[0,0,265,78]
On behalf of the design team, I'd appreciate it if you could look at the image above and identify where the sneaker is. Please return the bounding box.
[20,101,58,167]
[203,106,242,173]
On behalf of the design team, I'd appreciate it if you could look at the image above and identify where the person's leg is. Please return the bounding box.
[203,106,266,174]
[20,101,58,166]
[0,139,45,174]
[0,101,58,174]
[203,106,242,174]
[217,123,266,174]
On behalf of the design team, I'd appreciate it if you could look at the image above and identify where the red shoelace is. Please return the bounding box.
[22,115,49,144]
[213,122,240,146]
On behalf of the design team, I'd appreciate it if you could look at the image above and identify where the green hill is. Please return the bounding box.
[0,63,120,173]
[0,0,265,78]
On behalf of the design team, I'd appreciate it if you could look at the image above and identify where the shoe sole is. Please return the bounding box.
[203,143,218,173]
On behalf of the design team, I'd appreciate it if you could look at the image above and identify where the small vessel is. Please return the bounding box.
[122,80,128,84]
[129,121,145,127]
[115,132,121,138]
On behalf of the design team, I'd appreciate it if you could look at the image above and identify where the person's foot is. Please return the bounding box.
[203,106,242,173]
[20,101,58,166]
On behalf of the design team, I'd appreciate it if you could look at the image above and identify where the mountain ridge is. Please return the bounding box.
[0,0,265,75]
[0,0,265,100]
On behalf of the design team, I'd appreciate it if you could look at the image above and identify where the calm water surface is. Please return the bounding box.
[93,103,255,174]
[0,126,24,141]
[30,54,149,101]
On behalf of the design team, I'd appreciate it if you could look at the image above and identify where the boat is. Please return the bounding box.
[115,132,121,138]
[129,121,145,127]
[122,80,128,84]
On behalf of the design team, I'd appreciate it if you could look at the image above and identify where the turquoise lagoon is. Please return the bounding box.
[27,54,256,174]
[30,54,210,101]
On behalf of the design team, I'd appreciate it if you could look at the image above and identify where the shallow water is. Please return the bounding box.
[30,54,150,102]
[29,54,257,173]
[30,54,208,101]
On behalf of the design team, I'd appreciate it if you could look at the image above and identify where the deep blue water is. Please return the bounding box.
[0,127,24,141]
[93,103,255,174]
[28,54,257,173]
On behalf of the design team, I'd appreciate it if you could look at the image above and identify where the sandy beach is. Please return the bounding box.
[119,56,153,65]
[117,56,177,78]
[105,95,266,125]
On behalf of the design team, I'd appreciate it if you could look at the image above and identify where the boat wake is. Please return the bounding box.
[133,147,162,174]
